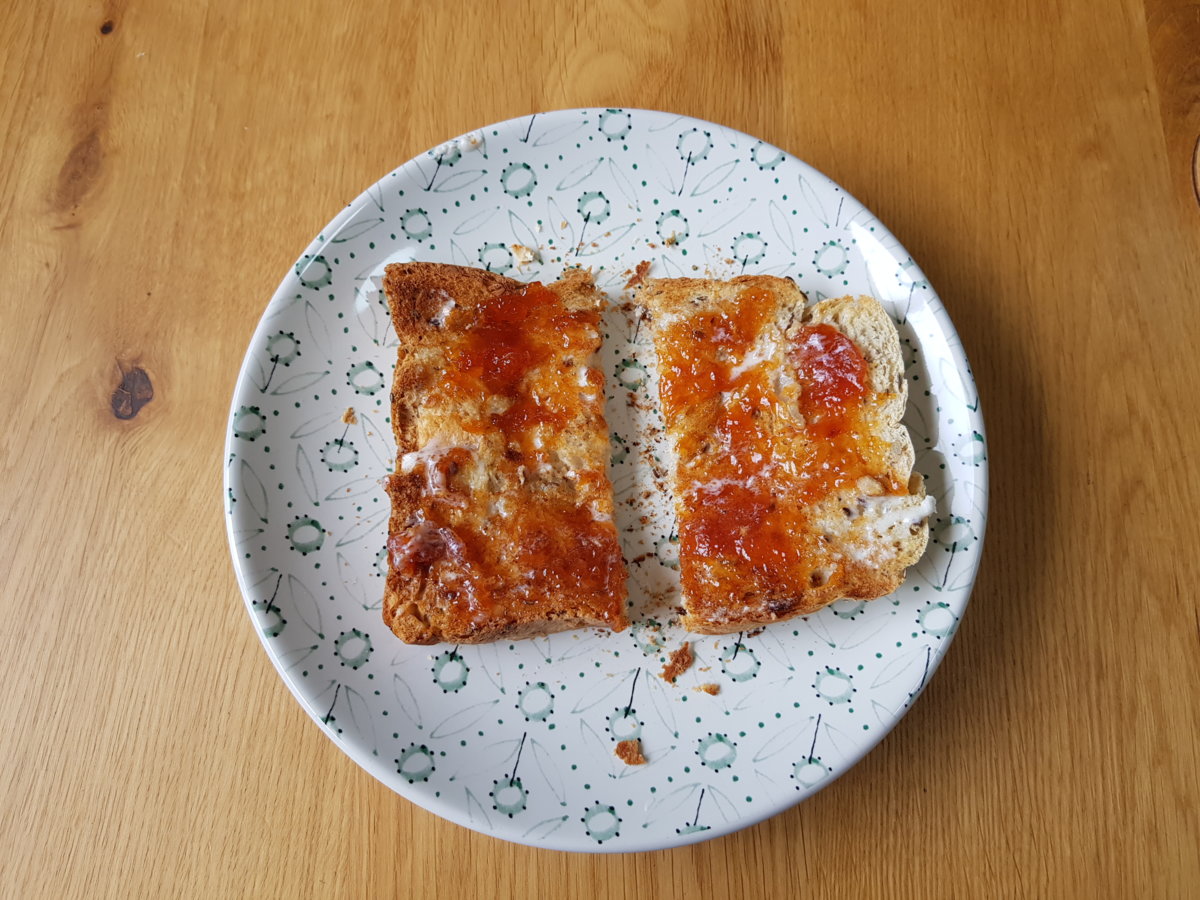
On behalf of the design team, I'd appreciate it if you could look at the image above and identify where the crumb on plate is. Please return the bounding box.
[511,243,539,266]
[625,260,652,289]
[660,641,693,683]
[615,738,647,765]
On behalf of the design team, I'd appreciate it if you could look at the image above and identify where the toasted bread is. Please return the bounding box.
[638,276,932,633]
[382,263,629,644]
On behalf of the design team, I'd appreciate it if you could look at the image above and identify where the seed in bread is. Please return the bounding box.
[639,276,932,634]
[381,262,630,644]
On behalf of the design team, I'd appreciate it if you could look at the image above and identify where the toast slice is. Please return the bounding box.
[639,276,932,633]
[382,262,629,644]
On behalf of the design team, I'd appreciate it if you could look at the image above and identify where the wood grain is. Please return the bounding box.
[2,0,1198,896]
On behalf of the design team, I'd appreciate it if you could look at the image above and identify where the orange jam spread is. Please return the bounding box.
[449,282,596,444]
[789,323,898,501]
[389,499,625,623]
[508,503,624,601]
[395,281,625,628]
[654,287,894,603]
[659,286,773,422]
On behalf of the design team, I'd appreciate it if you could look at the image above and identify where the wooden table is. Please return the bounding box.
[3,1,1197,896]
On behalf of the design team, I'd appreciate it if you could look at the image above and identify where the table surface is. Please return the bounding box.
[3,1,1198,896]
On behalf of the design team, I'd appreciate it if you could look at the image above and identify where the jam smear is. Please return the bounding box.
[659,286,774,420]
[399,280,624,629]
[448,283,597,448]
[512,504,625,607]
[655,286,900,605]
[792,323,869,417]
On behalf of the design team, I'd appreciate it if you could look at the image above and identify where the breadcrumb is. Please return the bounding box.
[615,738,647,765]
[342,407,358,425]
[696,683,720,696]
[624,259,651,289]
[660,641,693,683]
[511,244,539,266]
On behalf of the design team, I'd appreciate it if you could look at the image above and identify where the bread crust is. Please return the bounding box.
[639,276,931,634]
[382,263,629,644]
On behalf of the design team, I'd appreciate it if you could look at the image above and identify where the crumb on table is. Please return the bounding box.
[660,641,693,683]
[696,683,720,696]
[615,738,647,765]
[342,407,358,425]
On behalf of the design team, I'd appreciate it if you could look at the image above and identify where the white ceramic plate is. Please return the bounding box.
[224,108,987,852]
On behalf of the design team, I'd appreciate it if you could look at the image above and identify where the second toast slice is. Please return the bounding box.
[639,276,932,633]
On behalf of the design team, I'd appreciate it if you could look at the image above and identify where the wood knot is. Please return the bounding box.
[54,128,104,212]
[111,364,153,419]
[100,20,114,34]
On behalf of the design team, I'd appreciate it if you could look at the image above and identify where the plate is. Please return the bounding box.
[224,108,987,852]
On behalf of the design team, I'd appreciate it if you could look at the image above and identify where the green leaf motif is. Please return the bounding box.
[289,408,345,439]
[521,815,569,841]
[569,667,638,714]
[337,551,376,610]
[577,718,617,780]
[334,506,388,548]
[752,716,818,764]
[574,222,637,258]
[869,646,928,690]
[527,738,568,807]
[356,413,392,471]
[430,699,500,739]
[295,444,318,506]
[507,210,539,256]
[695,198,753,238]
[605,158,640,209]
[798,175,829,226]
[391,673,423,728]
[330,215,384,244]
[768,199,796,256]
[270,370,329,396]
[452,204,501,236]
[237,458,268,524]
[324,474,379,503]
[464,788,493,827]
[689,158,740,197]
[555,155,605,191]
[304,300,332,359]
[431,168,488,194]
[340,684,378,754]
[285,573,324,639]
[530,117,586,147]
[279,643,320,673]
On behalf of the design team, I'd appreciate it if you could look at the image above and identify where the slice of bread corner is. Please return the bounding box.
[638,276,932,634]
[381,262,629,644]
